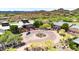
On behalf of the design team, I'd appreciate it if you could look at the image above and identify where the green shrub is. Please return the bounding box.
[40,24,51,29]
[10,25,19,34]
[49,22,54,27]
[68,38,79,51]
[5,48,16,51]
[33,20,43,28]
[69,41,79,51]
[61,23,69,31]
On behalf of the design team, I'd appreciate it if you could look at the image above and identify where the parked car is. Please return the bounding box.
[26,32,31,35]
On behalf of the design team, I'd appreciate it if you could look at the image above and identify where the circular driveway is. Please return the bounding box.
[22,30,60,44]
[17,30,60,51]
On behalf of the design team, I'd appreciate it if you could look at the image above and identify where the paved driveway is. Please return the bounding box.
[17,30,60,51]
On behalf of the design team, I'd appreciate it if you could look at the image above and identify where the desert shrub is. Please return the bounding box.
[0,31,22,50]
[40,24,51,29]
[10,25,19,34]
[61,23,69,31]
[33,20,43,28]
[25,40,56,51]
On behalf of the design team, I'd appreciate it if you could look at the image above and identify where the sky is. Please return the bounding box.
[0,8,77,11]
[0,8,58,11]
[0,0,79,11]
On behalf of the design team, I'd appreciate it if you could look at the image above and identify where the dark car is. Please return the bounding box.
[26,32,31,35]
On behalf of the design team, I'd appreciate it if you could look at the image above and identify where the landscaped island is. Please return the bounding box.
[0,8,79,51]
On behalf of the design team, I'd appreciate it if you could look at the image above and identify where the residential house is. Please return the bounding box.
[1,22,10,30]
[0,22,10,35]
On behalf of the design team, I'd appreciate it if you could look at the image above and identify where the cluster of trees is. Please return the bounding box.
[33,20,54,29]
[0,31,22,51]
[33,19,69,31]
[0,24,26,51]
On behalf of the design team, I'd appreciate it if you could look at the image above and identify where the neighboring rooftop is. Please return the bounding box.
[2,23,9,26]
[21,20,29,23]
[54,21,72,26]
[70,25,79,29]
[73,38,79,44]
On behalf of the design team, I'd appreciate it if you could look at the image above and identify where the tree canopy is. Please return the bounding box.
[10,25,19,34]
[61,23,69,31]
[0,31,22,45]
[33,20,43,28]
